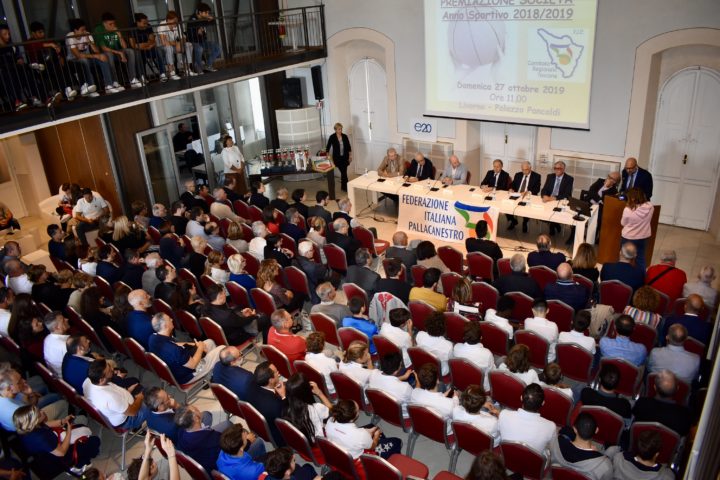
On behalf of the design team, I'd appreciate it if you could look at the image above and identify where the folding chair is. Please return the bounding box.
[500,441,549,480]
[310,312,342,348]
[147,351,208,403]
[467,252,494,282]
[437,246,466,275]
[488,370,525,410]
[528,265,558,291]
[406,404,455,467]
[449,421,494,472]
[471,282,499,315]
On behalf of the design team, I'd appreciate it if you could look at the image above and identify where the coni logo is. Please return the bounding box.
[414,122,433,133]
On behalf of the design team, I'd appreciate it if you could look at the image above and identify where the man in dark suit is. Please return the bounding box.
[599,242,645,292]
[527,234,566,272]
[345,248,380,298]
[294,240,331,304]
[507,161,542,232]
[96,245,121,285]
[480,159,511,192]
[386,231,417,285]
[541,161,574,236]
[632,370,692,436]
[246,361,287,446]
[494,254,541,297]
[280,208,306,244]
[586,171,621,205]
[620,157,653,200]
[405,152,434,182]
[466,220,503,277]
[307,190,332,225]
[326,218,361,266]
[544,263,589,311]
[212,346,254,401]
[203,284,261,345]
[579,363,632,420]
[246,180,270,209]
[661,294,711,345]
[376,257,412,304]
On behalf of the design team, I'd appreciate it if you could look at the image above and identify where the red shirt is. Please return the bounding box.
[267,327,306,365]
[645,264,687,304]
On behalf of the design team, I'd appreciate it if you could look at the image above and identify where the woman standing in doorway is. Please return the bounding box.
[326,122,352,191]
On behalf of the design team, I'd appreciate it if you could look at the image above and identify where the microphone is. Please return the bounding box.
[553,198,563,212]
[518,190,529,207]
[428,171,444,192]
[484,187,495,201]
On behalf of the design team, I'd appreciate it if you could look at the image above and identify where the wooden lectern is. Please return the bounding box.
[597,196,661,265]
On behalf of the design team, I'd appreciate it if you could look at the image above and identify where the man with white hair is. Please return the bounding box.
[43,311,70,377]
[600,242,645,292]
[4,259,31,294]
[441,154,468,185]
[378,147,405,178]
[310,281,351,324]
[293,241,329,304]
[386,231,417,283]
[540,161,574,236]
[142,252,164,295]
[544,263,589,311]
[645,250,687,304]
[527,234,565,271]
[280,208,305,244]
[248,221,267,261]
[507,161,541,232]
[332,198,360,229]
[126,289,154,349]
[149,203,168,228]
[209,188,244,223]
[683,265,718,311]
[326,218,361,265]
[493,253,541,297]
[405,152,434,182]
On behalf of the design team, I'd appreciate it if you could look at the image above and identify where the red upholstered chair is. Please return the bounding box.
[684,337,706,356]
[599,280,633,312]
[103,325,130,359]
[448,357,484,391]
[467,252,494,282]
[579,405,624,445]
[147,351,208,402]
[366,388,411,432]
[488,370,525,410]
[272,209,285,225]
[500,441,549,480]
[471,282,499,315]
[94,275,115,302]
[226,281,252,309]
[650,289,670,315]
[440,272,463,299]
[176,449,211,479]
[279,233,297,255]
[646,372,690,405]
[75,315,111,353]
[550,466,593,480]
[408,300,435,332]
[330,371,372,414]
[233,200,250,219]
[598,357,642,398]
[152,298,174,319]
[200,274,220,293]
[497,258,512,277]
[240,252,259,276]
[179,268,203,296]
[199,317,253,354]
[528,265,558,291]
[342,283,369,311]
[34,362,63,395]
[353,226,389,256]
[238,400,278,446]
[260,344,294,379]
[315,436,362,480]
[411,265,427,288]
[147,226,161,244]
[211,471,231,480]
[373,335,402,360]
[181,235,193,253]
[108,244,123,265]
[218,218,231,238]
[449,421,494,473]
[123,337,154,381]
[247,205,263,223]
[630,322,658,352]
[310,312,342,348]
[275,418,325,467]
[338,327,369,351]
[408,347,449,384]
[222,243,239,261]
[506,291,534,322]
[438,246,466,275]
[324,244,348,274]
[443,312,470,344]
[285,266,311,297]
[240,223,254,242]
[556,343,594,384]
[540,386,573,426]
[210,383,243,420]
[478,322,509,357]
[360,453,429,480]
[514,329,549,369]
[432,472,464,480]
[629,422,682,466]
[176,309,204,339]
[294,360,335,400]
[406,404,456,465]
[547,299,575,332]
[250,287,277,318]
[573,274,594,296]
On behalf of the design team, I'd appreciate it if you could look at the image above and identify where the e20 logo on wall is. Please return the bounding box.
[414,122,433,133]
[410,117,437,142]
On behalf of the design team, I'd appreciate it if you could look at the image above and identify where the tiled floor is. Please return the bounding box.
[15,172,720,478]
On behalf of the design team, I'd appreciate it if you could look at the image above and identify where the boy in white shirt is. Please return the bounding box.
[521,299,559,362]
[452,322,495,373]
[415,312,453,376]
[557,310,596,354]
[379,308,414,367]
[483,295,515,337]
[368,352,414,417]
[303,332,338,395]
[338,341,378,387]
[498,383,556,453]
[409,363,458,420]
[452,385,500,446]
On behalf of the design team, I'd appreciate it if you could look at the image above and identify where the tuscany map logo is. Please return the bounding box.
[537,28,584,78]
[454,202,494,239]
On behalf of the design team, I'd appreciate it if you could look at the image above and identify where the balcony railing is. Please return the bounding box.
[0,5,325,132]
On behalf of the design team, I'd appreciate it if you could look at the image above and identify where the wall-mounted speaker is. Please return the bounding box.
[282,78,303,109]
[311,65,324,100]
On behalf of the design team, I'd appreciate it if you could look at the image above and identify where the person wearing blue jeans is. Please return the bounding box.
[66,18,117,95]
[187,2,220,74]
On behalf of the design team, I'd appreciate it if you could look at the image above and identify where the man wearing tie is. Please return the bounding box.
[620,157,653,200]
[480,159,511,192]
[541,161,574,236]
[405,152,434,182]
[441,154,468,185]
[507,161,542,232]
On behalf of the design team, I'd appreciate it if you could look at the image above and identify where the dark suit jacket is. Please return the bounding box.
[326,133,352,165]
[203,304,254,345]
[632,397,691,436]
[510,171,541,194]
[248,193,270,209]
[345,265,380,298]
[281,223,306,244]
[270,199,290,213]
[466,238,503,277]
[385,246,417,284]
[246,385,287,446]
[480,170,511,190]
[580,387,632,419]
[406,158,434,181]
[332,211,354,232]
[326,232,361,266]
[494,272,541,298]
[527,251,566,272]
[621,167,653,200]
[212,362,254,401]
[264,246,292,268]
[120,263,144,290]
[544,280,589,311]
[376,278,412,304]
[292,202,309,219]
[662,314,711,345]
[541,174,574,200]
[586,178,618,204]
[599,261,645,292]
[180,191,209,213]
[147,411,180,443]
[294,257,330,304]
[308,205,332,225]
[96,261,121,285]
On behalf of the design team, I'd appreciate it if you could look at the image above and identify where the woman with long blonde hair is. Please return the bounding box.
[257,259,305,313]
[110,215,151,254]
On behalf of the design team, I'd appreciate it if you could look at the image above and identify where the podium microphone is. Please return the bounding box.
[518,190,529,207]
[553,198,563,212]
[428,171,443,192]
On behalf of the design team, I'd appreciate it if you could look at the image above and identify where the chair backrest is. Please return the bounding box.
[247,205,264,223]
[102,326,129,357]
[528,265,558,291]
[579,405,625,445]
[488,370,525,410]
[236,400,277,446]
[147,351,185,389]
[176,450,211,480]
[684,337,706,356]
[285,266,311,296]
[408,300,435,332]
[209,383,243,418]
[338,327,369,351]
[34,361,59,392]
[124,337,154,373]
[153,298,174,319]
[448,358,484,392]
[211,470,231,480]
[546,299,575,332]
[233,200,250,219]
[75,316,109,352]
[467,252,494,282]
[478,321,509,357]
[315,436,360,480]
[443,312,470,344]
[329,371,366,411]
[352,226,378,256]
[471,282,498,316]
[147,226,161,244]
[500,441,547,480]
[226,281,251,309]
[176,309,204,339]
[323,244,348,273]
[294,360,333,399]
[360,454,403,480]
[279,233,297,255]
[407,404,450,448]
[506,291,534,322]
[342,283,369,311]
[598,357,641,397]
[372,335,402,359]
[550,466,593,480]
[179,268,202,295]
[240,223,254,242]
[556,342,593,383]
[514,329,549,369]
[365,388,406,431]
[451,421,493,457]
[275,418,322,465]
[250,288,277,317]
[260,344,294,379]
[539,386,573,426]
[310,312,341,347]
[630,322,658,352]
[497,258,512,277]
[410,265,427,288]
[646,372,690,405]
[218,218,232,238]
[93,275,115,302]
[649,288,670,315]
[198,317,229,346]
[440,272,463,299]
[407,347,441,375]
[437,246,465,274]
[240,252,259,276]
[599,280,633,312]
[629,422,681,465]
[200,274,219,293]
[73,394,118,432]
[573,275,594,296]
[181,235,193,253]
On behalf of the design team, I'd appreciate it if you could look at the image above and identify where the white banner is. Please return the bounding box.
[409,117,438,142]
[398,191,500,244]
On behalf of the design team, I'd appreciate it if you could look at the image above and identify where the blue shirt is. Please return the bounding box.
[662,314,712,345]
[216,450,265,480]
[544,280,589,311]
[341,316,378,354]
[212,362,254,401]
[599,336,647,366]
[48,240,66,260]
[177,428,222,473]
[147,411,179,443]
[599,262,645,292]
[148,333,194,384]
[0,395,24,431]
[126,310,154,349]
[62,353,92,394]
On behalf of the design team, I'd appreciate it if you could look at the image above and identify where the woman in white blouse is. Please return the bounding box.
[282,373,333,441]
[221,135,246,193]
[497,344,540,385]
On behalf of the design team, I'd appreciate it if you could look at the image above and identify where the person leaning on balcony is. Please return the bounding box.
[187,3,221,74]
[157,10,193,78]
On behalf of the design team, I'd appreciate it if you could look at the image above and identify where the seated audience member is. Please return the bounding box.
[132,201,149,228]
[410,363,458,420]
[379,308,414,367]
[158,221,185,268]
[270,187,291,213]
[69,272,92,313]
[600,242,645,292]
[16,314,48,361]
[225,222,249,253]
[607,430,676,480]
[558,310,596,354]
[623,285,662,329]
[466,220,503,277]
[227,254,256,292]
[150,203,168,229]
[541,363,573,398]
[248,221,268,261]
[125,432,178,480]
[96,245,122,285]
[341,297,379,354]
[204,222,225,252]
[579,363,632,420]
[466,451,510,480]
[549,413,613,480]
[186,208,209,239]
[377,257,412,304]
[368,352,413,416]
[571,242,600,284]
[83,358,148,430]
[154,265,181,309]
[415,311,453,376]
[683,265,717,312]
[210,188,243,223]
[522,299,559,362]
[415,241,450,275]
[452,322,494,375]
[217,424,267,480]
[169,201,189,237]
[545,263,589,311]
[0,364,68,432]
[661,293,711,345]
[204,251,228,286]
[528,234,565,271]
[247,180,270,209]
[293,241,330,305]
[264,234,293,267]
[325,399,401,460]
[1,241,27,276]
[187,236,209,280]
[28,265,65,311]
[303,332,338,395]
[280,208,306,245]
[125,289,154,349]
[72,188,110,246]
[145,386,206,443]
[498,344,541,385]
[409,267,448,311]
[212,346,255,400]
[599,315,647,366]
[120,249,145,290]
[47,224,67,260]
[386,231,417,282]
[203,284,263,344]
[62,335,99,394]
[632,370,692,436]
[310,282,351,324]
[345,248,380,297]
[645,250,687,304]
[109,215,151,254]
[332,198,361,230]
[306,218,327,263]
[448,277,481,321]
[308,190,332,225]
[268,309,306,365]
[0,287,12,336]
[484,295,515,337]
[497,383,556,453]
[282,373,333,443]
[263,446,318,480]
[290,188,309,219]
[326,218,361,265]
[43,311,70,377]
[494,253,541,297]
[142,253,164,295]
[263,206,281,235]
[452,385,500,445]
[648,324,700,384]
[339,341,378,387]
[246,361,287,446]
[4,260,32,295]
